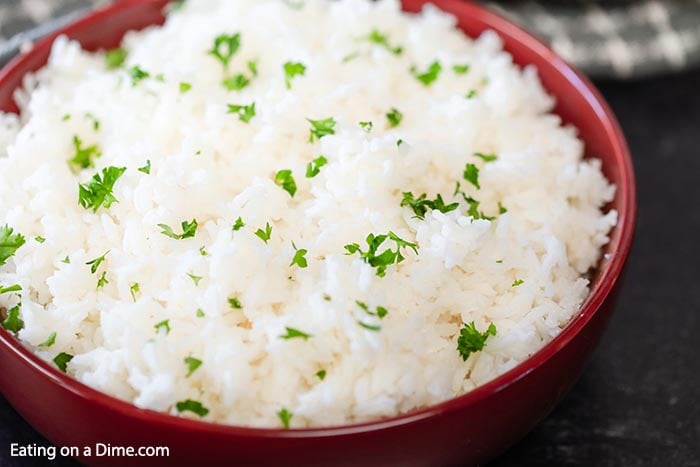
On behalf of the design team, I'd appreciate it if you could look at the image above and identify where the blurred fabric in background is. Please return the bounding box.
[1,0,699,79]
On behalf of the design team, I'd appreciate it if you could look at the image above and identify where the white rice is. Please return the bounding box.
[0,0,617,428]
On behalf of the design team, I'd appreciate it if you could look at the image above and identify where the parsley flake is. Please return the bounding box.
[128,65,150,86]
[209,33,241,69]
[227,102,256,123]
[280,327,312,340]
[474,152,498,163]
[222,74,251,91]
[386,108,403,128]
[283,61,306,89]
[453,64,470,74]
[176,399,209,417]
[78,166,126,212]
[344,231,418,277]
[316,369,327,380]
[196,309,205,318]
[463,163,480,190]
[130,283,140,302]
[232,217,245,232]
[358,321,381,332]
[274,170,297,197]
[359,121,373,133]
[85,251,109,274]
[457,322,496,361]
[512,279,524,287]
[154,319,171,335]
[138,160,151,174]
[96,271,109,289]
[69,135,101,171]
[228,297,242,309]
[158,219,198,240]
[105,48,128,69]
[39,331,57,348]
[179,82,192,93]
[187,273,203,287]
[305,155,328,178]
[34,236,46,244]
[290,242,308,268]
[366,29,403,55]
[0,284,21,294]
[2,305,23,333]
[307,117,336,142]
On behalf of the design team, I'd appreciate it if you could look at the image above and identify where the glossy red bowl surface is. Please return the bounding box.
[0,1,636,466]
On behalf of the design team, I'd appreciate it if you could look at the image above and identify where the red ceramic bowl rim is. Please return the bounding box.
[0,0,636,438]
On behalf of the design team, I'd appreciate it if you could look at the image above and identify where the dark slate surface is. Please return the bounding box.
[1,25,700,467]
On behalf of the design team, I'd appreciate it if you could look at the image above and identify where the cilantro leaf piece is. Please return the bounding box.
[128,65,150,86]
[53,352,73,373]
[2,305,23,333]
[39,331,57,348]
[512,279,524,287]
[69,135,101,171]
[209,33,241,69]
[366,29,403,55]
[154,319,171,335]
[187,273,203,286]
[35,236,46,244]
[0,284,22,294]
[453,64,470,74]
[359,121,373,133]
[222,74,250,91]
[474,152,498,163]
[278,408,293,429]
[290,242,308,268]
[85,251,109,274]
[386,108,403,128]
[227,102,256,123]
[0,225,26,266]
[105,48,128,69]
[411,61,442,86]
[78,166,127,212]
[358,321,381,331]
[232,217,245,232]
[283,61,306,89]
[228,297,242,309]
[158,219,198,240]
[254,223,273,244]
[280,327,312,340]
[274,170,297,197]
[305,155,328,178]
[401,192,459,220]
[196,309,205,318]
[344,231,418,277]
[179,82,192,93]
[138,160,151,174]
[130,283,140,302]
[457,321,496,361]
[466,90,478,99]
[307,117,336,142]
[96,271,109,289]
[463,163,480,190]
[176,399,209,417]
[184,356,203,377]
[316,369,327,380]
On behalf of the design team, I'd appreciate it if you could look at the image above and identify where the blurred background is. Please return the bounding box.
[0,1,698,466]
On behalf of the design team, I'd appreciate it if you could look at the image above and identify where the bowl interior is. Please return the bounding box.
[0,0,635,436]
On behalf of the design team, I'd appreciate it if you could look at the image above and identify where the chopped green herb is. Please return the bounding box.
[454,182,494,221]
[355,300,369,312]
[34,236,45,244]
[411,61,442,86]
[498,201,508,214]
[154,319,171,335]
[342,51,360,63]
[85,251,109,274]
[155,73,166,82]
[453,64,470,74]
[401,192,459,220]
[209,33,241,69]
[358,321,381,331]
[69,135,101,171]
[129,283,140,302]
[316,369,327,380]
[466,90,478,99]
[376,306,388,319]
[222,74,251,91]
[356,301,388,319]
[274,169,297,197]
[228,297,242,309]
[323,294,332,301]
[39,331,57,348]
[96,271,109,289]
[254,223,272,244]
[247,60,258,77]
[457,321,496,361]
[158,219,198,240]
[184,356,203,377]
[2,305,23,333]
[290,243,308,268]
[179,82,192,93]
[176,399,209,417]
[61,256,70,264]
[386,108,403,128]
[474,152,498,163]
[277,408,293,429]
[365,29,403,55]
[53,352,73,373]
[307,117,336,142]
[305,155,328,178]
[0,284,21,294]
[344,231,418,277]
[359,121,373,133]
[280,327,312,340]
[196,309,205,318]
[283,61,306,89]
[62,114,71,121]
[232,217,245,232]
[227,102,256,123]
[138,160,151,174]
[496,259,503,264]
[85,113,100,131]
[463,163,480,190]
[105,47,128,69]
[397,139,404,147]
[512,279,524,287]
[128,65,150,86]
[78,166,127,212]
[199,246,208,256]
[187,273,203,286]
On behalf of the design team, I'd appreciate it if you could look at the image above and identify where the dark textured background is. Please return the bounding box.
[1,5,700,467]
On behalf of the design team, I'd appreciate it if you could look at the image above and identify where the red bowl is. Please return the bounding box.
[0,1,636,465]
